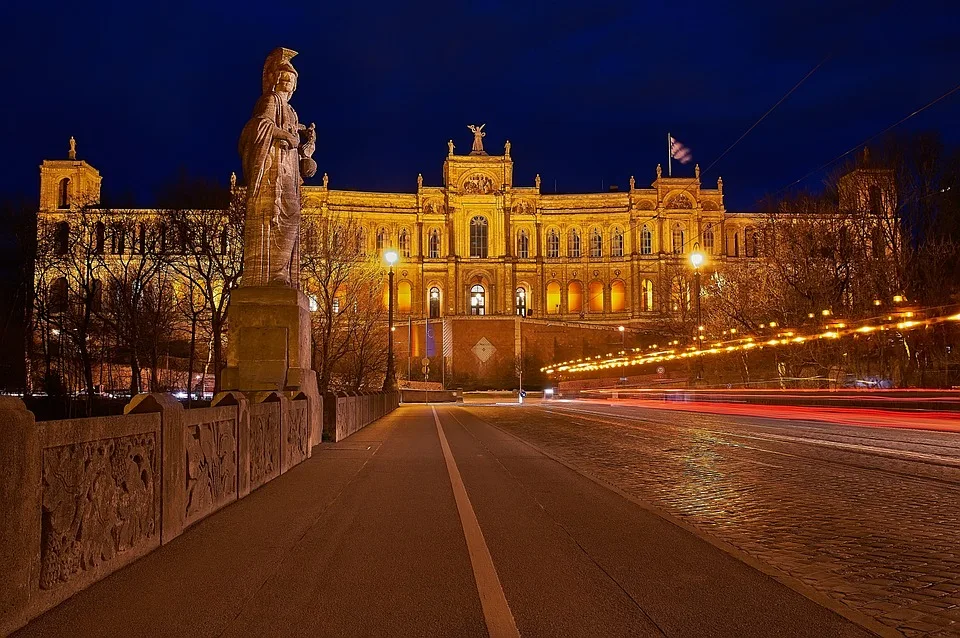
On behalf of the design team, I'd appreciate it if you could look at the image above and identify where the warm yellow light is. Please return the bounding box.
[384,249,399,265]
[769,321,778,327]
[690,251,704,268]
[822,309,831,316]
[618,325,625,332]
[873,299,882,306]
[893,295,904,303]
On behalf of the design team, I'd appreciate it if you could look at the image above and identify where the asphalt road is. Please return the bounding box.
[472,399,960,637]
[16,404,896,637]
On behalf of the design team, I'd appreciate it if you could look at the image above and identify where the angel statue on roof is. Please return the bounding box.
[468,124,486,155]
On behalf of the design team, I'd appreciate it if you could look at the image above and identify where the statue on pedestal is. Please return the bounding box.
[239,47,316,288]
[467,124,486,155]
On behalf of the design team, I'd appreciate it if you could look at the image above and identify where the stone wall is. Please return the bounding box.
[322,391,400,442]
[0,389,319,635]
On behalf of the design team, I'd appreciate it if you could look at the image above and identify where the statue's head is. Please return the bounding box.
[262,47,299,96]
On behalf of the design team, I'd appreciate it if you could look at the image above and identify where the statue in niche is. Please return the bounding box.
[467,124,486,155]
[239,47,316,287]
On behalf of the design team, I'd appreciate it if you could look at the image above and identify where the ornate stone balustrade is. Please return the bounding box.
[323,391,400,442]
[0,389,324,635]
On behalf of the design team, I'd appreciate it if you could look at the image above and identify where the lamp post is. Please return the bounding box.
[690,243,705,381]
[383,249,399,391]
[618,325,625,347]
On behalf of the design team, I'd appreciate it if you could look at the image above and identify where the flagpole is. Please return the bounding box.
[667,132,672,177]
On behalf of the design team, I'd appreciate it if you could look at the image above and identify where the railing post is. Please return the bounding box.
[0,398,39,635]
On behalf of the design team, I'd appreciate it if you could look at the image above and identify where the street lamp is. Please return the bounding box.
[618,325,625,347]
[383,249,399,391]
[690,243,705,381]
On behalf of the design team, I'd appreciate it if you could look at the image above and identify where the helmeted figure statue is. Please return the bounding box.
[239,47,316,287]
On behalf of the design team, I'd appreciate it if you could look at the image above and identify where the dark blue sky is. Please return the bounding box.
[2,0,959,210]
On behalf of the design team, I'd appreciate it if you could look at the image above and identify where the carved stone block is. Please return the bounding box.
[184,419,238,526]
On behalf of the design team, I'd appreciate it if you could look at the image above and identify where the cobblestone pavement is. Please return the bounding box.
[461,402,960,638]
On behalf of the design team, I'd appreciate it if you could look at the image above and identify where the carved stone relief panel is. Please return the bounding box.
[461,174,495,194]
[184,419,238,525]
[285,402,309,468]
[40,433,159,590]
[512,200,533,214]
[250,406,280,489]
[666,193,694,209]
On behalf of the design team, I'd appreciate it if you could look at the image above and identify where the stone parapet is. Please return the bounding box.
[322,391,400,442]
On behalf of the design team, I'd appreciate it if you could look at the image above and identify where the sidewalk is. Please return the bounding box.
[15,405,874,637]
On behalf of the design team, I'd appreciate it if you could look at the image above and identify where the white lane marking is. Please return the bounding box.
[432,406,520,638]
[549,405,960,467]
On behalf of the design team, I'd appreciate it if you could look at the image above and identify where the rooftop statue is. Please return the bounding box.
[468,124,486,155]
[239,47,316,287]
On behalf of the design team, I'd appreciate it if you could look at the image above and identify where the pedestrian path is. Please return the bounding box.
[15,405,874,637]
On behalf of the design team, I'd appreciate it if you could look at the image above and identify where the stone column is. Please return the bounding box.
[0,398,39,635]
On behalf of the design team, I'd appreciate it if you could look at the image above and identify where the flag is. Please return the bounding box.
[670,136,693,164]
[425,321,435,357]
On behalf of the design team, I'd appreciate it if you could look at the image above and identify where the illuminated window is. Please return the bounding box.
[640,225,652,255]
[745,227,758,257]
[567,280,583,313]
[332,298,340,314]
[308,294,319,312]
[588,280,604,312]
[611,228,624,257]
[376,228,387,253]
[429,286,441,318]
[546,228,560,258]
[397,281,412,313]
[399,229,411,257]
[611,280,626,312]
[702,225,715,253]
[355,228,366,256]
[470,216,488,258]
[546,281,561,314]
[517,230,529,258]
[428,229,440,258]
[516,287,527,316]
[589,228,603,258]
[568,229,581,258]
[470,284,485,315]
[640,279,654,311]
[672,225,684,254]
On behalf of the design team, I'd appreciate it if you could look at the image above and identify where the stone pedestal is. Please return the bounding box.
[222,286,322,448]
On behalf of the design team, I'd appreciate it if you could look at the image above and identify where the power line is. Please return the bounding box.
[774,80,960,196]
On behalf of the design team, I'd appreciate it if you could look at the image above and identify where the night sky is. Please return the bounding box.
[2,0,959,210]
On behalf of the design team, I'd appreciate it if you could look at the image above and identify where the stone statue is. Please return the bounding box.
[504,140,511,156]
[657,164,662,179]
[467,124,486,155]
[695,163,700,179]
[629,175,635,190]
[417,173,423,189]
[68,136,77,160]
[239,47,316,287]
[322,172,329,188]
[448,139,455,156]
[230,171,237,189]
[717,176,723,193]
[535,174,541,189]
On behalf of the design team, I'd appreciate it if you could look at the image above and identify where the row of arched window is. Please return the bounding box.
[50,221,231,257]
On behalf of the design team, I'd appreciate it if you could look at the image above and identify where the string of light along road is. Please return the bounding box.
[542,300,960,376]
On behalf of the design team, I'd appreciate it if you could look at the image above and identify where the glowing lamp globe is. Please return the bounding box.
[690,251,704,268]
[384,250,399,266]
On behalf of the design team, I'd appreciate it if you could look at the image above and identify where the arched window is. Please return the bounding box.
[568,229,581,258]
[588,280,604,312]
[745,227,758,257]
[640,279,654,311]
[428,229,441,258]
[57,178,70,209]
[611,228,624,257]
[869,185,883,215]
[110,223,126,255]
[728,230,739,257]
[397,281,412,313]
[516,287,527,317]
[702,225,714,253]
[470,216,488,258]
[429,286,441,318]
[49,277,68,313]
[332,298,340,314]
[54,221,70,255]
[517,230,529,258]
[546,229,560,258]
[640,225,652,255]
[134,223,146,255]
[90,279,103,312]
[220,227,230,255]
[672,225,684,254]
[355,227,366,256]
[546,281,561,314]
[92,221,105,254]
[376,228,387,253]
[871,226,885,259]
[567,281,583,314]
[611,280,626,312]
[399,228,411,257]
[590,228,603,258]
[470,284,485,315]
